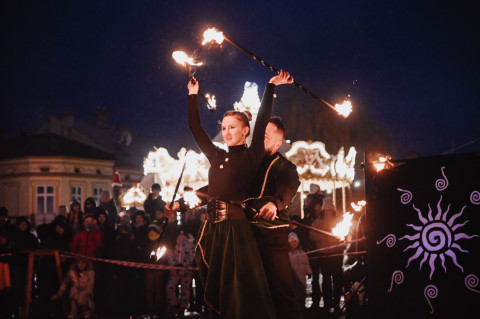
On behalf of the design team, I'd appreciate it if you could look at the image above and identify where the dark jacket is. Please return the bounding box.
[246,152,300,228]
[143,194,166,222]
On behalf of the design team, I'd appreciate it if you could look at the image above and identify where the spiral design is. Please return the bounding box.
[435,166,448,191]
[388,270,404,292]
[376,234,396,248]
[397,188,412,204]
[470,191,480,205]
[424,285,438,314]
[421,222,452,252]
[465,274,480,293]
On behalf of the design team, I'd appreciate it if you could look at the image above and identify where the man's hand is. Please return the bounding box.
[255,202,278,221]
[164,201,180,219]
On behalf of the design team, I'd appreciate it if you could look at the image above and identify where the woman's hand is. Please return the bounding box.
[188,77,199,95]
[268,70,294,86]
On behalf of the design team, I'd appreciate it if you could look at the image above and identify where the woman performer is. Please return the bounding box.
[187,70,293,318]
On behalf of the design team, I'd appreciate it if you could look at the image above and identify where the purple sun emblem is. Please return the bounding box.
[400,195,478,279]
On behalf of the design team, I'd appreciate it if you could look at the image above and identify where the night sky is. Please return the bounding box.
[2,0,479,160]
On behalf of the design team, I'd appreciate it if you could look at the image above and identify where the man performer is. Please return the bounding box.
[245,117,302,319]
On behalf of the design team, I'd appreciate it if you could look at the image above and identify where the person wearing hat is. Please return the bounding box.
[83,197,97,216]
[143,183,166,223]
[132,210,148,249]
[309,196,344,313]
[45,215,72,251]
[288,231,312,313]
[141,221,169,318]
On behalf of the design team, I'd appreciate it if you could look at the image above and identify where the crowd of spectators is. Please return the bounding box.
[0,185,204,319]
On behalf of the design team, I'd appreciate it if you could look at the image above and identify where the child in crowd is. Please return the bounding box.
[51,258,95,319]
[166,231,195,318]
[288,231,312,312]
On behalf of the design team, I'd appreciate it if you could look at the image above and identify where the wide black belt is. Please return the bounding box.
[207,199,246,222]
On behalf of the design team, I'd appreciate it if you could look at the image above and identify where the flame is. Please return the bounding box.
[121,184,147,208]
[373,155,393,172]
[202,28,224,45]
[150,246,167,261]
[334,99,352,118]
[350,200,366,212]
[184,190,201,209]
[332,212,353,240]
[205,93,217,110]
[172,51,203,66]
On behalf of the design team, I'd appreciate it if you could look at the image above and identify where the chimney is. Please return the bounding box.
[93,107,109,128]
[60,112,75,137]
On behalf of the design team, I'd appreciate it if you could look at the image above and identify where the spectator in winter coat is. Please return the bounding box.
[143,183,166,223]
[166,231,195,317]
[288,232,312,312]
[0,207,16,238]
[11,217,39,316]
[45,216,72,251]
[67,200,83,234]
[309,197,344,313]
[0,230,14,318]
[142,222,169,317]
[69,214,103,258]
[83,197,97,217]
[100,190,118,230]
[51,258,95,319]
[110,224,136,318]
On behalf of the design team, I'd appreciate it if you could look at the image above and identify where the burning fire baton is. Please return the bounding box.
[202,28,352,118]
[286,218,337,238]
[151,151,190,262]
[172,51,216,111]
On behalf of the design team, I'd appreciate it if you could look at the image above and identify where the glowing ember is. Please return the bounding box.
[351,200,366,212]
[334,99,353,118]
[184,190,201,209]
[150,246,167,261]
[373,155,394,172]
[205,93,216,110]
[202,28,224,45]
[172,51,203,66]
[332,212,353,240]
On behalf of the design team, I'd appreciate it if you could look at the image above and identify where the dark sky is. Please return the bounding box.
[2,0,479,159]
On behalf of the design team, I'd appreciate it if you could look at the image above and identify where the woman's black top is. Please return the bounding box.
[187,83,276,202]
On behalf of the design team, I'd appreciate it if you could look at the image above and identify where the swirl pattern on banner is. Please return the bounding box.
[465,274,480,293]
[421,222,452,253]
[424,285,438,314]
[388,270,404,292]
[435,166,448,191]
[376,234,397,248]
[470,191,480,205]
[397,188,413,204]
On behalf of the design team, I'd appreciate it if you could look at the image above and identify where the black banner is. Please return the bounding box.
[365,152,480,318]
